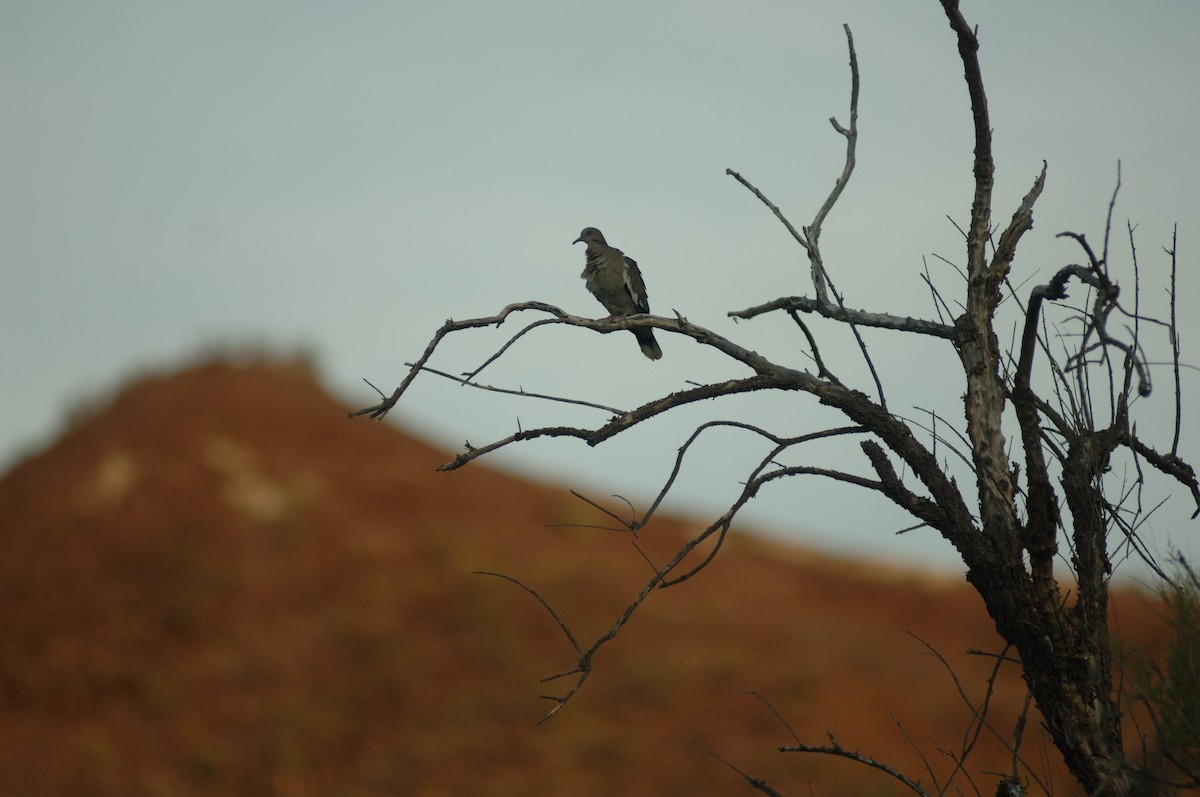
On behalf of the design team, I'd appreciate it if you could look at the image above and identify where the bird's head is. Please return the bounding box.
[573,227,606,246]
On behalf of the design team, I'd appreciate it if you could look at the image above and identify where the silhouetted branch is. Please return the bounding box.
[1124,436,1200,519]
[1166,225,1183,458]
[434,372,795,472]
[725,25,891,410]
[940,0,993,279]
[989,162,1047,293]
[352,302,788,421]
[786,309,840,383]
[411,362,626,415]
[638,422,868,533]
[558,489,640,534]
[729,296,955,339]
[918,636,1050,795]
[474,571,589,722]
[724,167,811,256]
[747,691,802,746]
[779,733,931,796]
[695,743,789,797]
[1055,231,1151,398]
[809,24,859,256]
[350,301,565,420]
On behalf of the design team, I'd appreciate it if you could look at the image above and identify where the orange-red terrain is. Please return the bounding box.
[0,359,1169,796]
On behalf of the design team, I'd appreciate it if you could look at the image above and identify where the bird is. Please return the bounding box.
[573,227,663,360]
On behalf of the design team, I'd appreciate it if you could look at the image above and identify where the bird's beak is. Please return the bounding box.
[572,236,583,245]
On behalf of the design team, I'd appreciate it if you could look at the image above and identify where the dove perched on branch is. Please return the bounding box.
[573,227,663,360]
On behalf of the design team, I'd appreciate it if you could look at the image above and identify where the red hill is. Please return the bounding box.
[0,359,1167,795]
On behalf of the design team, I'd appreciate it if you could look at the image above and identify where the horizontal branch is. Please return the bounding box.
[436,373,794,471]
[351,301,790,422]
[780,734,930,797]
[729,296,955,340]
[353,300,978,552]
[413,362,626,415]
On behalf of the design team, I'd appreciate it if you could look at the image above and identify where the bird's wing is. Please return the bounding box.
[621,256,651,314]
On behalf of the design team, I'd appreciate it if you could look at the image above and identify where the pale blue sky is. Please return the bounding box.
[4,1,1198,574]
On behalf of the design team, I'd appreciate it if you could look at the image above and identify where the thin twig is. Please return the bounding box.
[474,571,579,655]
[694,743,790,797]
[747,691,802,745]
[463,317,563,382]
[412,362,626,415]
[805,23,860,300]
[725,167,811,255]
[779,733,930,797]
[787,309,840,383]
[566,489,640,534]
[1166,225,1182,457]
[917,635,1052,796]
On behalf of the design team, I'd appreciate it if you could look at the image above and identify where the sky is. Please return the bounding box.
[4,1,1199,577]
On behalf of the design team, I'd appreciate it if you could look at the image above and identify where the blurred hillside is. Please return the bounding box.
[0,359,1168,796]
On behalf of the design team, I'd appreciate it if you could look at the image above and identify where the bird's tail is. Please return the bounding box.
[633,328,662,361]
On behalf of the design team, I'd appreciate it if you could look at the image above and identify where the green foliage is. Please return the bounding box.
[1138,559,1200,788]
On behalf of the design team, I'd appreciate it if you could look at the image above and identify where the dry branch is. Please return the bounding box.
[730,296,955,339]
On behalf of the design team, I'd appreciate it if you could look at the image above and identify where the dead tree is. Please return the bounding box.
[352,1,1198,794]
